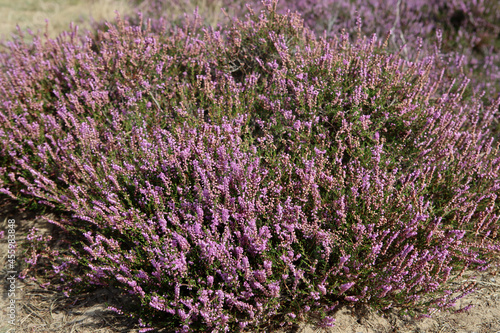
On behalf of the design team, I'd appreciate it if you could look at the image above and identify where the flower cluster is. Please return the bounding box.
[0,1,499,332]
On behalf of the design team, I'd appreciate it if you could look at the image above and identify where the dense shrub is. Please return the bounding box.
[255,0,500,138]
[130,0,500,141]
[225,0,500,99]
[1,1,499,332]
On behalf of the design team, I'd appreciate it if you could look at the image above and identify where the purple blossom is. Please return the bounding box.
[339,282,355,295]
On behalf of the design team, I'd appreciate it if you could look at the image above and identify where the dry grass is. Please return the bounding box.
[0,0,135,41]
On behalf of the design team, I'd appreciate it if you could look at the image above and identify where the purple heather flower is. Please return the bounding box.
[339,282,355,295]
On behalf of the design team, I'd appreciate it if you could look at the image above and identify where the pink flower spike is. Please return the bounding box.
[339,282,355,295]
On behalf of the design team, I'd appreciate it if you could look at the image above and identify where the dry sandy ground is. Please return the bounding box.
[1,198,499,333]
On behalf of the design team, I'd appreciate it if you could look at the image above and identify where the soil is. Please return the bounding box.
[1,196,500,333]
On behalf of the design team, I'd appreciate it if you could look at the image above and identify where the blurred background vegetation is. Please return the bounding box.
[0,0,232,41]
[0,0,136,40]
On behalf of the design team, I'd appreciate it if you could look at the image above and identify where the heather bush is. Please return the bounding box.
[265,0,500,133]
[234,0,500,94]
[1,1,500,332]
[139,0,500,136]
